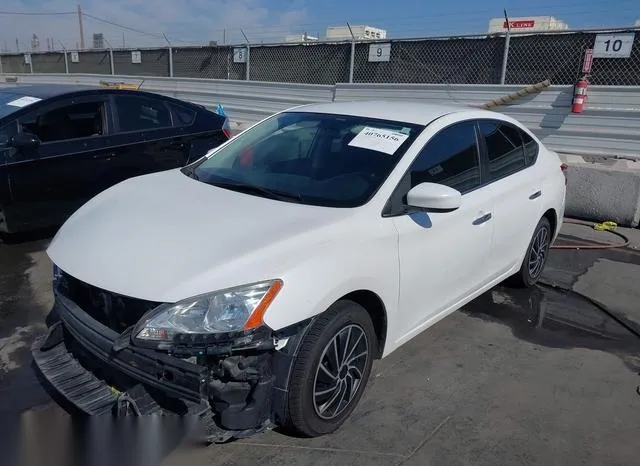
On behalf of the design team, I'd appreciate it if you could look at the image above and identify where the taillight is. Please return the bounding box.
[560,163,568,185]
[222,117,232,139]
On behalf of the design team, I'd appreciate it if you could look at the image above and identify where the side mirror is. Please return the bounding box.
[10,132,41,149]
[406,182,462,211]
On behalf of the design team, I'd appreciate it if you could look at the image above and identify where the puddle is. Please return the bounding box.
[0,239,53,415]
[462,284,640,372]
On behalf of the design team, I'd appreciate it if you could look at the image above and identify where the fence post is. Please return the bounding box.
[168,46,174,77]
[500,31,511,85]
[0,54,3,75]
[29,55,33,74]
[246,45,251,80]
[349,40,355,83]
[109,48,115,75]
[63,50,69,73]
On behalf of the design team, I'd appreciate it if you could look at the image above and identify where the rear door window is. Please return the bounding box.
[478,120,528,180]
[114,95,172,132]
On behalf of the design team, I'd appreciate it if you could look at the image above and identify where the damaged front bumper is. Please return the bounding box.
[31,294,308,442]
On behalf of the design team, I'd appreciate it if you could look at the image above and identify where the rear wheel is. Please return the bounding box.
[509,216,552,288]
[285,300,376,437]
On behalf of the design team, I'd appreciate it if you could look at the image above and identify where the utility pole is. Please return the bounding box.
[77,4,85,50]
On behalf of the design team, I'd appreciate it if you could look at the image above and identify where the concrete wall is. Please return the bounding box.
[562,156,640,227]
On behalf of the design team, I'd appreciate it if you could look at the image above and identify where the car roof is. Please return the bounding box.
[287,100,495,125]
[0,84,99,99]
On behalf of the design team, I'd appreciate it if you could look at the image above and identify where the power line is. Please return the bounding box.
[0,10,75,16]
[81,13,163,38]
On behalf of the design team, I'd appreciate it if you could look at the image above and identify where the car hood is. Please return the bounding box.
[47,169,351,302]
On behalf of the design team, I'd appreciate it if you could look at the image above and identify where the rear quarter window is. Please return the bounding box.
[522,130,539,166]
[168,102,196,127]
[478,120,540,180]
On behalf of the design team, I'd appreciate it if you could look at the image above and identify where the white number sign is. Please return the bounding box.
[368,43,391,62]
[70,51,79,63]
[233,47,247,63]
[131,50,142,64]
[593,33,635,58]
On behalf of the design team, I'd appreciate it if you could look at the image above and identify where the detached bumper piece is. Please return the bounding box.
[32,323,119,415]
[31,296,286,443]
[32,321,205,417]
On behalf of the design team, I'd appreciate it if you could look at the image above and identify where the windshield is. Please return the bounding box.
[185,111,424,208]
[0,92,41,118]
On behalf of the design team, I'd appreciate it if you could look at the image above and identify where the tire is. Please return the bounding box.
[509,216,552,288]
[285,300,376,437]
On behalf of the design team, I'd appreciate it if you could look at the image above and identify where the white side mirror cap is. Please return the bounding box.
[406,182,462,211]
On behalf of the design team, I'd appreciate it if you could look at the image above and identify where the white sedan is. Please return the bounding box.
[34,101,566,441]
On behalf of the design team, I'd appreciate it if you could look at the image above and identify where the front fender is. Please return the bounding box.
[261,228,400,342]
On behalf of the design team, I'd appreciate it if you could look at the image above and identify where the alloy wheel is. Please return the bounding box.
[528,225,550,279]
[312,324,369,420]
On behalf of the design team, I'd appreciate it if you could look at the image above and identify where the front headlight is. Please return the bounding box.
[133,279,283,343]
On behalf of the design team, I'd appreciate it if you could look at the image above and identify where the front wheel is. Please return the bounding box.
[285,300,376,437]
[509,216,552,288]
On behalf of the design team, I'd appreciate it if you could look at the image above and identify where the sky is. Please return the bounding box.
[0,0,638,51]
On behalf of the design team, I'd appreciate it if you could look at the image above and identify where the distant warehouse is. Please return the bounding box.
[488,16,570,34]
[325,25,387,41]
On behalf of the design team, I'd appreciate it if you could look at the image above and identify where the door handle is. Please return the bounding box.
[529,190,542,200]
[473,212,492,225]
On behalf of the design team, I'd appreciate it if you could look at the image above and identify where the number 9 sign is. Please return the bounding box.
[368,43,391,62]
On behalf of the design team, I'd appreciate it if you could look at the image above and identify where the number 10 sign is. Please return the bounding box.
[368,43,391,62]
[593,33,635,58]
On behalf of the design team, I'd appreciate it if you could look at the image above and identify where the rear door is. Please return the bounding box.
[4,94,113,230]
[105,94,193,186]
[0,119,19,232]
[476,119,544,276]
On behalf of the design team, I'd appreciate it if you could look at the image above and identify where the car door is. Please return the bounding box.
[4,95,113,231]
[105,93,192,186]
[476,119,544,276]
[0,119,19,232]
[389,120,495,341]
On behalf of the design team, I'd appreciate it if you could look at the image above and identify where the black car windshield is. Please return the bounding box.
[185,111,424,207]
[0,92,40,118]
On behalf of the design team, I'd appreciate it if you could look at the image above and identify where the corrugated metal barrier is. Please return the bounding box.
[2,73,639,159]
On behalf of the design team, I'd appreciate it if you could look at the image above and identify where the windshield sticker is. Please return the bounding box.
[348,126,410,155]
[6,96,42,108]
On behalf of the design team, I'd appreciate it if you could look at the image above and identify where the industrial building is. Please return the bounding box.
[325,25,387,41]
[488,16,570,33]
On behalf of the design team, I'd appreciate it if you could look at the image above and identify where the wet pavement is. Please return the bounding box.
[1,223,640,465]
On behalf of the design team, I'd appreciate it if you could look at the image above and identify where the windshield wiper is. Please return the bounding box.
[211,181,303,202]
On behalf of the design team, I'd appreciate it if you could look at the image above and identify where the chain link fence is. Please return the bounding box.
[1,27,639,86]
[353,35,505,84]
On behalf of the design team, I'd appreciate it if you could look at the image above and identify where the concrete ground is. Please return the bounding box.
[1,221,639,466]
